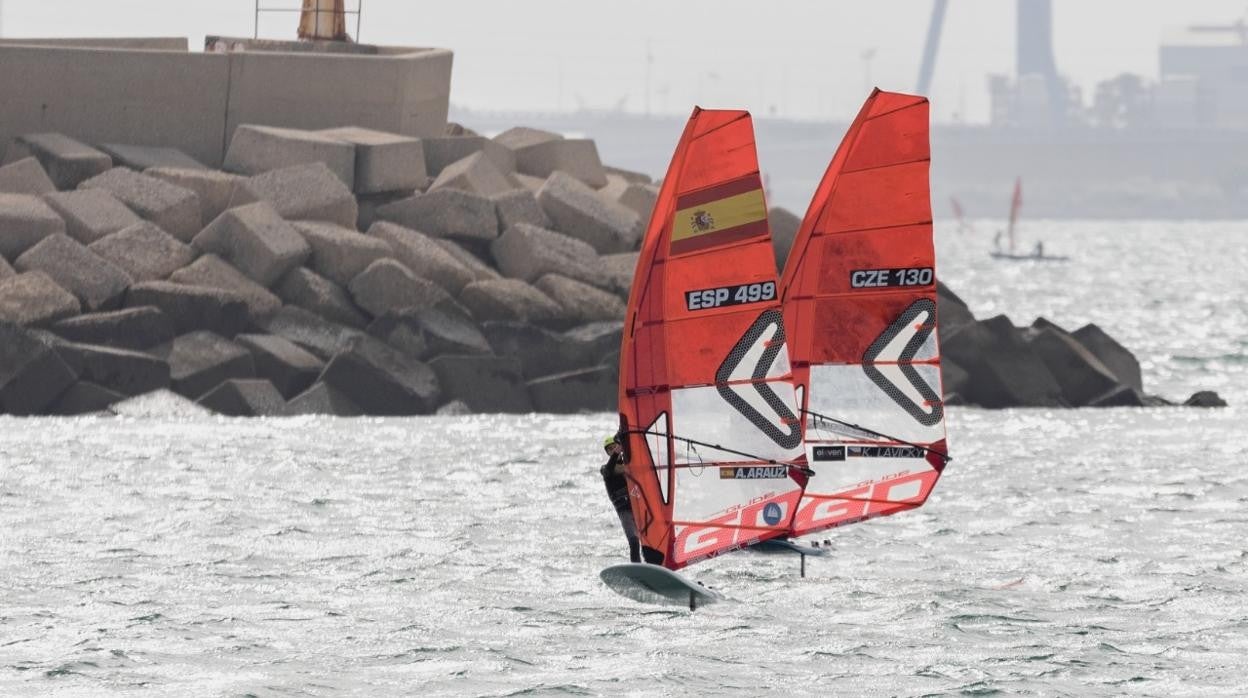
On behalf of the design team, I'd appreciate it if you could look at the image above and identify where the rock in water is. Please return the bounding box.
[49,340,170,396]
[1027,326,1122,407]
[197,379,286,417]
[0,321,78,414]
[14,234,133,311]
[285,381,363,416]
[1184,390,1227,408]
[428,354,532,413]
[274,267,369,329]
[235,333,324,399]
[89,222,195,283]
[1072,323,1144,394]
[293,221,393,287]
[193,202,310,287]
[240,162,359,228]
[43,189,143,244]
[320,335,442,415]
[152,331,255,399]
[941,315,1065,408]
[49,381,125,416]
[537,171,641,253]
[526,366,615,413]
[124,281,249,337]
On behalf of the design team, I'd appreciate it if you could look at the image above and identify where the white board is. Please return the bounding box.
[600,563,724,610]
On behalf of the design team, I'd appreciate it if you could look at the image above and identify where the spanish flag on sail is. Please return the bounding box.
[670,174,768,254]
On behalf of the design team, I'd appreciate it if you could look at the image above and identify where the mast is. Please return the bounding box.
[1007,176,1022,254]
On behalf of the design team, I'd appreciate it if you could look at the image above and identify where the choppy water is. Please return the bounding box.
[2,223,1246,696]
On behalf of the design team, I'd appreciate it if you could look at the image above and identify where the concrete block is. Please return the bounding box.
[14,234,132,311]
[599,251,638,295]
[319,126,427,194]
[598,173,630,202]
[429,354,532,413]
[480,321,575,379]
[0,321,79,415]
[535,274,626,324]
[367,221,475,293]
[422,136,515,177]
[537,171,641,253]
[146,167,247,226]
[235,333,323,399]
[0,272,81,326]
[1072,323,1143,393]
[124,280,249,337]
[511,172,546,193]
[941,314,1066,408]
[293,220,393,287]
[436,399,472,415]
[152,330,255,399]
[562,320,624,367]
[428,151,514,197]
[169,254,282,322]
[348,258,449,318]
[43,189,144,244]
[492,126,563,151]
[223,124,356,189]
[0,157,56,195]
[88,221,195,282]
[375,188,499,243]
[5,133,111,190]
[604,165,652,184]
[356,191,409,231]
[618,182,659,221]
[0,193,68,259]
[78,168,201,241]
[513,138,608,188]
[445,122,479,137]
[261,305,365,360]
[99,143,206,171]
[769,206,801,269]
[274,266,368,329]
[50,339,170,396]
[940,357,970,400]
[107,388,211,418]
[1028,326,1122,407]
[197,378,286,416]
[458,278,561,325]
[320,334,442,415]
[239,162,358,228]
[0,255,13,281]
[49,381,126,416]
[936,280,976,339]
[491,188,551,231]
[526,366,615,413]
[285,381,362,416]
[50,306,175,350]
[433,239,501,282]
[490,223,605,288]
[194,201,310,286]
[368,307,492,358]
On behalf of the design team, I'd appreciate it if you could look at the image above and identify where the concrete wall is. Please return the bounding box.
[0,38,453,168]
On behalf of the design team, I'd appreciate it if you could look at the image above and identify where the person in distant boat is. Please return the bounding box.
[993,230,1003,251]
[601,434,641,563]
[1033,241,1044,258]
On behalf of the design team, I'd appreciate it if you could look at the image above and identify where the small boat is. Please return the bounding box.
[990,177,1068,261]
[606,106,807,608]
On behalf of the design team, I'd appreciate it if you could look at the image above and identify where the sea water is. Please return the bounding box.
[1,222,1245,696]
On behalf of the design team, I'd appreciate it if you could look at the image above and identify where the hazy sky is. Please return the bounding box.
[2,0,1244,122]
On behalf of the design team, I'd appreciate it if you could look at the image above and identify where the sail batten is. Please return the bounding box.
[780,89,950,539]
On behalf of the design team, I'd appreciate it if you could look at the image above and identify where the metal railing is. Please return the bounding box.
[254,0,363,42]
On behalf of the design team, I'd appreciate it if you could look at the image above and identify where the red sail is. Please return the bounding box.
[619,108,805,571]
[780,89,949,538]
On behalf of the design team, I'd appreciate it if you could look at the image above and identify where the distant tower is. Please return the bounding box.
[1016,0,1067,124]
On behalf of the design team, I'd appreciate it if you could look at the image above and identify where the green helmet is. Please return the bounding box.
[604,435,619,449]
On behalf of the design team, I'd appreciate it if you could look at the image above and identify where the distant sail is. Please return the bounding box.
[779,89,950,539]
[1007,177,1022,253]
[619,108,805,571]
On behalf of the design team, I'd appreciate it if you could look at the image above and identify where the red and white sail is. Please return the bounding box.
[619,108,804,571]
[780,89,950,539]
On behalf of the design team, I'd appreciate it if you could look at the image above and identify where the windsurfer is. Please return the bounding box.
[600,434,641,563]
[993,230,1003,251]
[1033,241,1044,258]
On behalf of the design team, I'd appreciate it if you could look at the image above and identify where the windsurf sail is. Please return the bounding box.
[1006,177,1022,254]
[779,89,950,539]
[618,108,805,571]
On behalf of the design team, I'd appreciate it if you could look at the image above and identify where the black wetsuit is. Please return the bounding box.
[600,451,641,563]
